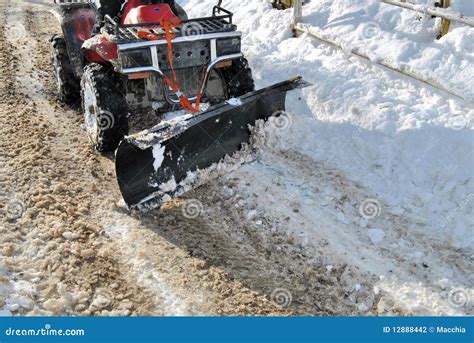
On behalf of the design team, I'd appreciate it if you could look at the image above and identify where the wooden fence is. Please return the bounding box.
[289,0,473,103]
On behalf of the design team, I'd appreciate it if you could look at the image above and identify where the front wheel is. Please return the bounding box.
[220,57,256,98]
[81,63,129,152]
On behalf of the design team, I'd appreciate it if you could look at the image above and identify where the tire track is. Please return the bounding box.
[1,0,293,316]
[0,2,158,316]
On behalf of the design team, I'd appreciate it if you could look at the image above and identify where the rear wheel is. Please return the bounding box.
[81,63,129,152]
[50,34,79,103]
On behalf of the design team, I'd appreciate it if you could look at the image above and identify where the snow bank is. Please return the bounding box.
[179,0,473,250]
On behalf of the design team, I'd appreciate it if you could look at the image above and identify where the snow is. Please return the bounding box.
[104,218,191,316]
[81,34,102,50]
[368,228,386,244]
[2,0,471,317]
[226,98,242,106]
[152,144,166,171]
[159,176,177,193]
[177,0,473,315]
[0,310,12,317]
[141,134,258,210]
[246,210,257,218]
[180,0,473,250]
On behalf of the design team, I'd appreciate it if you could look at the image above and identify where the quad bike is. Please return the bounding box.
[50,0,309,211]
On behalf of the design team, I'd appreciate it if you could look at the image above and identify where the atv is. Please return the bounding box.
[51,0,309,211]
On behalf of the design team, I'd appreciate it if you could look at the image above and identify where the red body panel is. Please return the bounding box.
[86,51,107,64]
[82,1,178,65]
[71,8,96,42]
[67,6,107,64]
[85,35,119,63]
[122,1,178,25]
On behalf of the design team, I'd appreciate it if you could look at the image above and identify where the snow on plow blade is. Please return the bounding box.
[116,77,310,211]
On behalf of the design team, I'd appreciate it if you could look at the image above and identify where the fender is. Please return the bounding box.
[121,0,178,25]
[83,34,119,65]
[83,1,178,65]
[55,4,97,78]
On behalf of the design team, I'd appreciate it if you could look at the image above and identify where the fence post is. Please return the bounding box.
[291,0,303,36]
[439,0,451,38]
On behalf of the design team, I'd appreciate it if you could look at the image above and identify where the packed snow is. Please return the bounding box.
[226,98,243,106]
[178,0,473,315]
[181,0,474,250]
[152,144,166,171]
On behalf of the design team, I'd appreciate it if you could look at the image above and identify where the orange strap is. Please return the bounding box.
[137,30,163,41]
[159,19,205,113]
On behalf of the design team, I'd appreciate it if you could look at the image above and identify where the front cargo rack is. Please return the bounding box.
[53,0,92,5]
[104,7,237,44]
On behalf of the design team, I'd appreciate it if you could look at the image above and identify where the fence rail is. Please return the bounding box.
[381,0,474,27]
[291,0,474,28]
[290,1,472,102]
[293,25,470,103]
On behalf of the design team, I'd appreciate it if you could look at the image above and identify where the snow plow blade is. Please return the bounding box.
[116,77,310,211]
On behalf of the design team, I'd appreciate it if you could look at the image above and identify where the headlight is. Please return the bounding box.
[216,37,241,57]
[121,48,152,69]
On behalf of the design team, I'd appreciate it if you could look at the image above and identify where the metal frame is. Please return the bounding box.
[54,0,92,5]
[104,11,236,43]
[117,31,242,51]
[105,3,242,105]
[116,31,243,104]
[117,13,234,28]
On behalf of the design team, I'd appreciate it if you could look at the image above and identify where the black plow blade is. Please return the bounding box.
[116,77,311,211]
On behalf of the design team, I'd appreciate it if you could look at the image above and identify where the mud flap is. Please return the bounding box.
[116,77,311,211]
